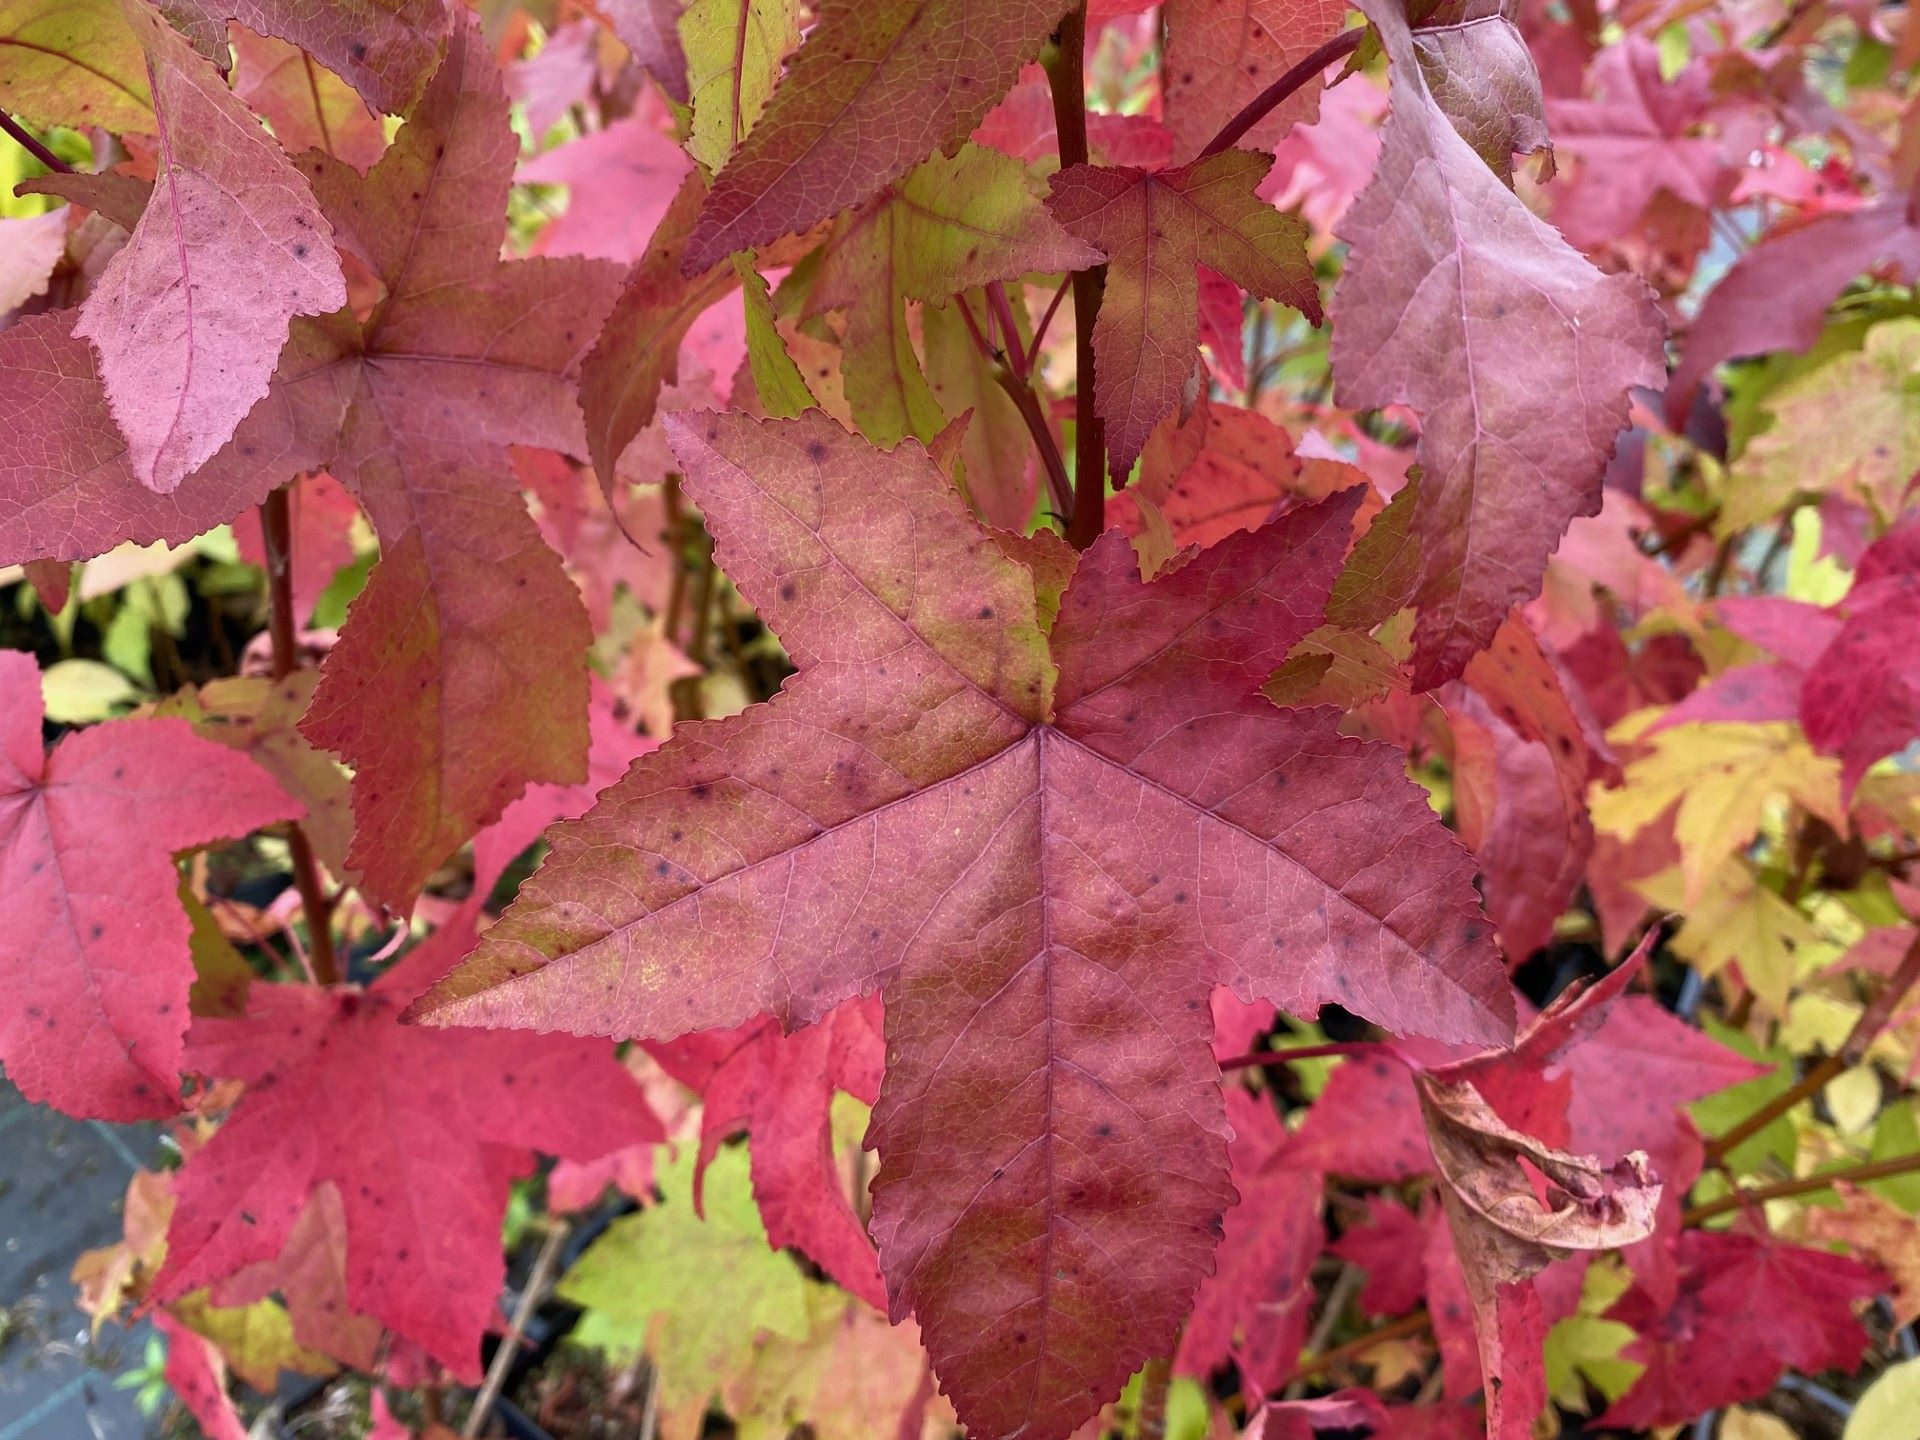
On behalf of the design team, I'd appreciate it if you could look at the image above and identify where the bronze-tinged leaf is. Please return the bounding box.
[1330,0,1662,688]
[413,412,1509,1440]
[267,13,619,909]
[683,0,1071,272]
[161,0,450,113]
[73,0,345,493]
[1048,150,1320,478]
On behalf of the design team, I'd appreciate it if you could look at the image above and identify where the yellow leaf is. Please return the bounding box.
[1643,864,1818,1014]
[1722,1407,1800,1440]
[1731,318,1920,534]
[1845,1356,1920,1440]
[1593,722,1843,905]
[171,1291,335,1391]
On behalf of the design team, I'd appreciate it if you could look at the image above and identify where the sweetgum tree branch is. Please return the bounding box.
[0,110,72,174]
[1705,929,1920,1163]
[956,289,1074,519]
[1198,27,1365,159]
[1684,1150,1920,1224]
[261,484,340,986]
[1042,2,1108,551]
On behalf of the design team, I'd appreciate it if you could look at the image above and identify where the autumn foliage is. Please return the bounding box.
[4,0,1920,1438]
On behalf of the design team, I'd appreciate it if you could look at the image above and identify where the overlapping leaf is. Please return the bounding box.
[682,0,1070,271]
[154,913,662,1380]
[1049,150,1319,477]
[414,409,1507,1439]
[1330,0,1662,686]
[0,649,298,1121]
[72,0,346,493]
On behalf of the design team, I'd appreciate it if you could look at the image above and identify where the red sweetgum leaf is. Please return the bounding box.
[1548,35,1724,250]
[276,13,619,909]
[161,0,450,113]
[155,912,663,1381]
[1801,517,1920,797]
[648,998,888,1309]
[157,1312,249,1440]
[412,410,1508,1440]
[1110,399,1306,554]
[1178,1088,1324,1392]
[72,0,346,494]
[1666,202,1920,425]
[1328,1194,1432,1317]
[0,649,300,1121]
[683,0,1070,272]
[1601,1229,1886,1428]
[1161,0,1349,160]
[1447,690,1588,963]
[1048,150,1320,478]
[1330,0,1662,687]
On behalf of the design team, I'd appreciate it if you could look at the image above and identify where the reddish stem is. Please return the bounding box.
[261,485,341,986]
[1219,1041,1392,1071]
[0,110,72,174]
[1199,28,1364,158]
[956,293,1074,520]
[1044,3,1107,551]
[1027,276,1072,370]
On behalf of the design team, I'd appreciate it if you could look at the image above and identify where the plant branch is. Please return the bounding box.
[462,1220,570,1438]
[1027,275,1072,370]
[1043,2,1107,551]
[1220,1041,1391,1071]
[956,292,1074,521]
[1198,28,1364,159]
[1704,929,1920,1163]
[0,110,72,173]
[1289,1308,1431,1383]
[260,484,340,987]
[1684,1151,1920,1224]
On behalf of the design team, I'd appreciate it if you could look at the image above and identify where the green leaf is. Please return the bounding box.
[736,257,817,419]
[558,1143,811,1437]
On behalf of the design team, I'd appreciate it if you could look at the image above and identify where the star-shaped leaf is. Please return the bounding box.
[154,912,663,1380]
[413,410,1507,1440]
[272,12,622,908]
[72,0,346,493]
[0,649,298,1121]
